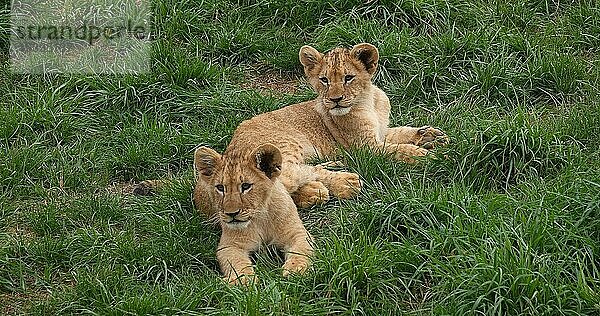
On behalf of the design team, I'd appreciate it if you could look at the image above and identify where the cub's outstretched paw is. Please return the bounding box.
[415,126,449,149]
[328,172,361,199]
[282,256,310,277]
[292,181,330,208]
[389,144,429,164]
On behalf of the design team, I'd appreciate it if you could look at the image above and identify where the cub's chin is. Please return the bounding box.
[224,220,250,230]
[329,106,352,116]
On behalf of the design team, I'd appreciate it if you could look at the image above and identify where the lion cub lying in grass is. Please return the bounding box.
[194,144,312,285]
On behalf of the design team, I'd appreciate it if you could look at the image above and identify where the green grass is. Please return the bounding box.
[2,0,600,314]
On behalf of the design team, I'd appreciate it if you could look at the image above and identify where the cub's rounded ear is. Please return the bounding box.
[350,43,379,75]
[194,146,221,177]
[252,143,282,179]
[299,45,323,70]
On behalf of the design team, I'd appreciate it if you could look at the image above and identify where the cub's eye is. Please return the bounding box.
[241,183,253,192]
[319,77,329,84]
[344,75,355,83]
[215,184,225,193]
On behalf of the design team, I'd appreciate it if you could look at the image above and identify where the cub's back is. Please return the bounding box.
[225,101,337,163]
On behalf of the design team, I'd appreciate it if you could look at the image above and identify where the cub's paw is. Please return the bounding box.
[224,274,258,286]
[328,172,362,199]
[292,181,330,208]
[282,256,310,277]
[414,126,449,149]
[390,144,429,164]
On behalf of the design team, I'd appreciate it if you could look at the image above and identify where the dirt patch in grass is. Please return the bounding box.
[1,291,49,315]
[241,63,301,95]
[6,224,37,241]
[1,293,27,315]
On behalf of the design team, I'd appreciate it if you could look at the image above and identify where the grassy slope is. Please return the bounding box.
[1,0,600,314]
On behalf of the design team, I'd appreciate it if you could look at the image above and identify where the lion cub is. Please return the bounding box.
[194,144,313,285]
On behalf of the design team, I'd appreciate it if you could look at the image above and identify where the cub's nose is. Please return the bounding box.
[225,210,240,218]
[329,96,343,103]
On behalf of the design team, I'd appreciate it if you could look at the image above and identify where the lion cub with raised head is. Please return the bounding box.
[296,43,447,160]
[194,144,313,285]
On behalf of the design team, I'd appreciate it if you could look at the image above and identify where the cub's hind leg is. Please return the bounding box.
[314,167,361,200]
[279,163,362,208]
[291,181,329,208]
[279,163,329,208]
[385,126,448,149]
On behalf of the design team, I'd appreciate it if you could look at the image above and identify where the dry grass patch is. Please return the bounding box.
[241,63,301,95]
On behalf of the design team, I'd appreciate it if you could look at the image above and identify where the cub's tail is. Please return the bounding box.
[132,179,170,196]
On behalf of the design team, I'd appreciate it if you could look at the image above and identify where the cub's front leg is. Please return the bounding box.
[282,230,313,277]
[217,243,256,285]
[385,126,448,149]
[351,128,431,164]
[381,143,429,163]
